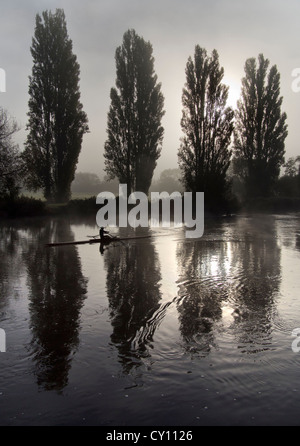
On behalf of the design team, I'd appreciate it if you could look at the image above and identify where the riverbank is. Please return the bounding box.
[1,194,300,220]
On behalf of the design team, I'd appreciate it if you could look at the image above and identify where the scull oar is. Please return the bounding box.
[45,235,151,247]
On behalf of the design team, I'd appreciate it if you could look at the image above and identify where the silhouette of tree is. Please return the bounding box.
[283,156,300,178]
[71,172,102,195]
[104,29,165,196]
[149,169,183,194]
[234,54,288,198]
[0,108,22,200]
[178,46,234,210]
[277,156,300,197]
[23,9,89,203]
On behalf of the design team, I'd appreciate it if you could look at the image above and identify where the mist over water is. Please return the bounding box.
[1,214,300,425]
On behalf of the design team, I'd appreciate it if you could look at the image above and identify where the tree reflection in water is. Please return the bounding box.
[104,230,162,374]
[176,217,281,357]
[0,223,25,311]
[23,219,88,392]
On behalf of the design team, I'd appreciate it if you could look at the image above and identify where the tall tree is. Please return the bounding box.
[178,46,234,208]
[234,54,288,198]
[23,9,89,202]
[0,108,22,200]
[104,29,165,195]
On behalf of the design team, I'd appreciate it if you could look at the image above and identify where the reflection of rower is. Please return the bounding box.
[99,227,109,255]
[99,242,106,255]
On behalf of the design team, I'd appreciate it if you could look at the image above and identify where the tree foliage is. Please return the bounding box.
[234,54,288,198]
[23,9,89,203]
[149,169,183,194]
[283,156,300,178]
[104,29,165,195]
[276,156,300,198]
[71,172,102,195]
[0,108,23,200]
[178,46,234,208]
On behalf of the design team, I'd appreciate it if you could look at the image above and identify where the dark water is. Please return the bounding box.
[1,214,300,426]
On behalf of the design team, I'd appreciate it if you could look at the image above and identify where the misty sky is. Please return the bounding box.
[1,0,299,179]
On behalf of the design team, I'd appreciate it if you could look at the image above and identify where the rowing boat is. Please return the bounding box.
[46,235,151,247]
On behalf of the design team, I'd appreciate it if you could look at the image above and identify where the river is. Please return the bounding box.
[0,213,300,426]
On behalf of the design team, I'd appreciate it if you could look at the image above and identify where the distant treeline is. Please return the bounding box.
[71,169,183,197]
[72,159,300,202]
[70,160,300,212]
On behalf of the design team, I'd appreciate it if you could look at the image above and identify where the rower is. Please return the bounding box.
[99,226,109,241]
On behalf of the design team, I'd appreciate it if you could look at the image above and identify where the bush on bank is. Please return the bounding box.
[0,196,46,218]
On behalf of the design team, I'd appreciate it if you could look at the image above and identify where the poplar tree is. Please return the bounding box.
[178,46,234,208]
[104,29,165,195]
[234,54,288,198]
[23,9,89,202]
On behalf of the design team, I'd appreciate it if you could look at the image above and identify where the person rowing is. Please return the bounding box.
[99,227,114,254]
[99,227,118,242]
[100,226,110,241]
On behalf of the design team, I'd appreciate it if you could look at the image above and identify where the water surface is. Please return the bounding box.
[1,214,300,426]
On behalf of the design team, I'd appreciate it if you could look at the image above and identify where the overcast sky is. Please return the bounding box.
[1,0,299,178]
